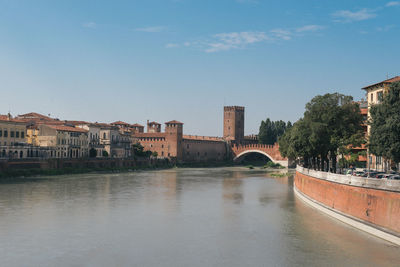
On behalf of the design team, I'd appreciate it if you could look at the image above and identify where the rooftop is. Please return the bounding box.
[46,124,88,133]
[0,115,26,123]
[111,121,131,126]
[362,76,400,90]
[165,120,183,124]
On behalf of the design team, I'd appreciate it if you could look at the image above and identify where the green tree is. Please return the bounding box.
[279,93,364,172]
[89,148,97,158]
[258,119,292,145]
[369,82,400,166]
[102,150,109,157]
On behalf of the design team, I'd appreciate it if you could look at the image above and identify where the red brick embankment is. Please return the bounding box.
[295,167,400,241]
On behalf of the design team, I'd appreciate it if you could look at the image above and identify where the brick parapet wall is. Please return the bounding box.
[295,167,400,234]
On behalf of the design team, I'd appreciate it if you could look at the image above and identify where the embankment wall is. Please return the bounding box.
[295,166,400,240]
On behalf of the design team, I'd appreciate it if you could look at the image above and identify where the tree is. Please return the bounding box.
[132,143,145,157]
[102,150,109,157]
[89,148,97,158]
[279,93,364,172]
[369,82,400,166]
[258,118,292,145]
[152,151,158,157]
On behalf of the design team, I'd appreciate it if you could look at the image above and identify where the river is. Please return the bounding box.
[0,167,399,266]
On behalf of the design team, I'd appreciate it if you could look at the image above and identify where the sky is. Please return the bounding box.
[0,0,399,136]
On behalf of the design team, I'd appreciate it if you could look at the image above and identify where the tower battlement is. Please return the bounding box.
[224,106,245,111]
[223,106,245,142]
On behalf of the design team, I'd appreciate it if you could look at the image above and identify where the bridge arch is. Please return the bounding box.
[233,149,277,163]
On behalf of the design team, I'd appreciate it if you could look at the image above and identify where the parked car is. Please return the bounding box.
[363,171,379,178]
[353,171,365,177]
[375,174,386,179]
[388,175,400,180]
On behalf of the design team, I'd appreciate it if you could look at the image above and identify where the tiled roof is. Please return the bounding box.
[165,120,183,124]
[0,115,26,123]
[148,121,161,125]
[131,123,144,127]
[111,121,131,126]
[46,125,88,133]
[362,76,400,90]
[64,120,89,125]
[17,112,53,120]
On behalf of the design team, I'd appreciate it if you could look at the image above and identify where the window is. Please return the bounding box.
[376,156,382,165]
[0,130,2,137]
[4,130,7,137]
[21,132,24,138]
[10,131,14,138]
[16,131,19,138]
[377,91,383,102]
[370,93,374,102]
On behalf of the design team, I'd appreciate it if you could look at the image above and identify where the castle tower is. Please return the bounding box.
[165,120,183,160]
[223,106,244,142]
[147,120,161,133]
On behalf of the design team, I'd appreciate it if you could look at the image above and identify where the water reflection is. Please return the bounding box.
[0,168,399,267]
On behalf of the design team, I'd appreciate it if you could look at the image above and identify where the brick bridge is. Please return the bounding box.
[231,143,289,167]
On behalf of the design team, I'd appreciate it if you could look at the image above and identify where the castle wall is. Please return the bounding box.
[182,139,227,162]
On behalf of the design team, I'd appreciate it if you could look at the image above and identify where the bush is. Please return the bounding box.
[264,161,284,169]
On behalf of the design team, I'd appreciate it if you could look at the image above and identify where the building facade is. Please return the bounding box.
[362,76,400,171]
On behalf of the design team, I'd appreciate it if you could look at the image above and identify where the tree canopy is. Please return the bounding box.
[258,119,292,145]
[279,93,364,172]
[369,82,400,164]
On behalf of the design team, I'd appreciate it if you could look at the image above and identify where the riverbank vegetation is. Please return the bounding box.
[258,119,292,145]
[279,93,365,173]
[369,82,400,169]
[0,161,174,181]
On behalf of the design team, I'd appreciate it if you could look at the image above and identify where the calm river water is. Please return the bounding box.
[0,167,399,267]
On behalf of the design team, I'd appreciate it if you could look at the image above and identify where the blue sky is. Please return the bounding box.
[1,0,399,136]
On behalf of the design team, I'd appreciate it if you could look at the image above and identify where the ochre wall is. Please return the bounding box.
[295,171,400,234]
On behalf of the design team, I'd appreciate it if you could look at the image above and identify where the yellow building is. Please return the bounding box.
[0,114,28,158]
[36,124,89,158]
[362,76,400,171]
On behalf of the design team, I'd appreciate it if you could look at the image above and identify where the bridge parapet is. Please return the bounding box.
[231,143,287,166]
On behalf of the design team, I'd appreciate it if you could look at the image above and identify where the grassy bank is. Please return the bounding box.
[0,162,174,181]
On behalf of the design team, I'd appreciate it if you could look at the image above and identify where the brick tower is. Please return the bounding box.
[223,106,244,142]
[165,120,183,160]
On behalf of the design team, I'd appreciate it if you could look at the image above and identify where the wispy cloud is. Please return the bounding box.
[376,25,396,32]
[296,25,325,33]
[170,25,323,53]
[205,31,271,52]
[82,22,96,29]
[165,43,180,48]
[134,26,166,33]
[332,8,377,23]
[386,1,400,7]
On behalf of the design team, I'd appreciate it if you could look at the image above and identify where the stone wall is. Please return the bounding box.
[0,157,167,172]
[182,139,228,162]
[295,166,400,235]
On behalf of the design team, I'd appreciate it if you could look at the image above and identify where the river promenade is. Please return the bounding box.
[295,166,400,245]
